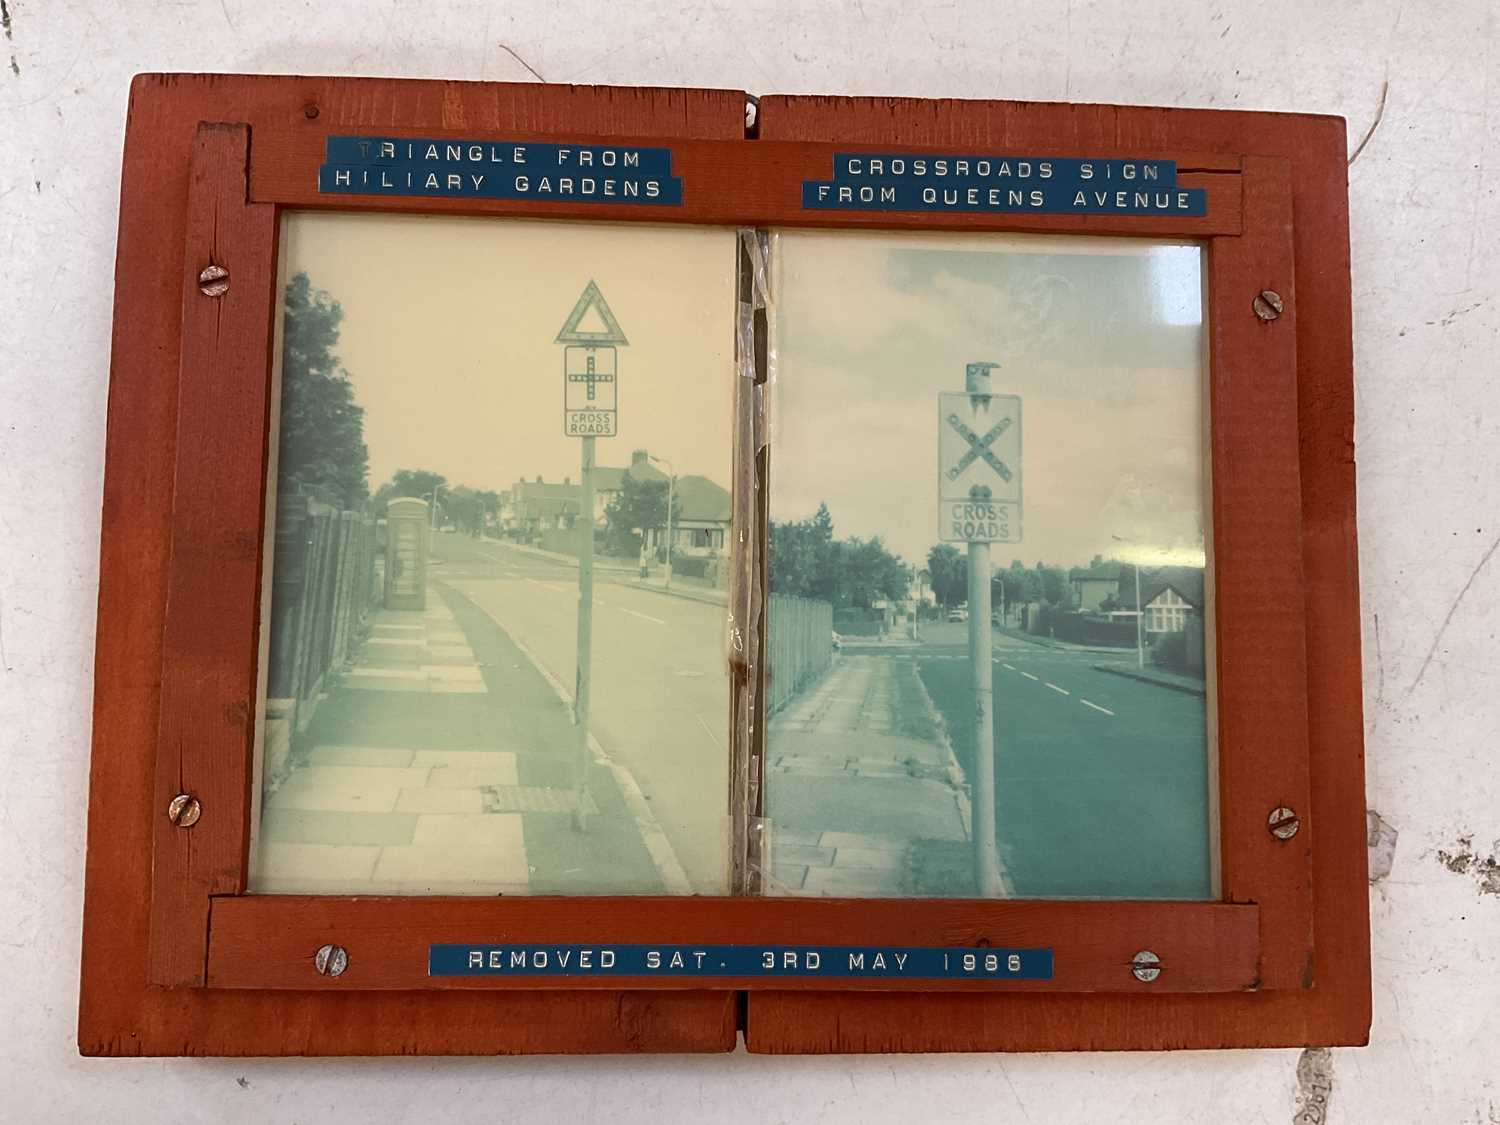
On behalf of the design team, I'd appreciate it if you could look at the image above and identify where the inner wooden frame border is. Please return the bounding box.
[78,75,1366,1056]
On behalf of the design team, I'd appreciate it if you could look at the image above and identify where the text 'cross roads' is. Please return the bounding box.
[945,413,1014,481]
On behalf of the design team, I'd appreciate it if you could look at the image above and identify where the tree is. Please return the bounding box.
[277,273,369,508]
[926,544,966,607]
[1037,564,1071,608]
[769,502,835,598]
[999,559,1042,606]
[371,473,502,534]
[838,536,911,608]
[603,474,678,557]
[772,505,909,607]
[373,469,448,515]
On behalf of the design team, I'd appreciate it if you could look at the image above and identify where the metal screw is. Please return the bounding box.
[166,793,201,828]
[1268,805,1301,840]
[198,263,230,297]
[1252,289,1284,321]
[303,102,320,119]
[313,944,348,977]
[1131,950,1161,982]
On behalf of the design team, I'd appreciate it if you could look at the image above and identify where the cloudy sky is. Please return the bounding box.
[770,230,1209,573]
[275,213,737,495]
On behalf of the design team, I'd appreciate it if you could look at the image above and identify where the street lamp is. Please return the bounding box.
[647,454,675,589]
[426,485,443,558]
[1110,534,1146,671]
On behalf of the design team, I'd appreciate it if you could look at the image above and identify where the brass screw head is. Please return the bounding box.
[314,944,349,977]
[198,263,230,297]
[1253,289,1284,320]
[1268,806,1301,840]
[166,793,201,827]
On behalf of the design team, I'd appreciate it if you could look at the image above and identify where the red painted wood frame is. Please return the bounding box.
[79,74,1368,1055]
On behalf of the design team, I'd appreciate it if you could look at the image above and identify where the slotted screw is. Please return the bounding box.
[1268,806,1301,840]
[314,944,348,977]
[1252,289,1284,321]
[166,793,201,828]
[198,263,230,297]
[1131,950,1161,982]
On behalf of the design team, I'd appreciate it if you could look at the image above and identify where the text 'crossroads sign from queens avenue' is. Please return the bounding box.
[804,154,1206,216]
[429,944,1054,980]
[939,390,1022,544]
[318,137,683,204]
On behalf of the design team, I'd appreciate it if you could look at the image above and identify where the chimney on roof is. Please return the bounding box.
[631,449,649,466]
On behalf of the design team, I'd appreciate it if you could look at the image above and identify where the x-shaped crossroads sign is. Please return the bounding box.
[945,413,1014,482]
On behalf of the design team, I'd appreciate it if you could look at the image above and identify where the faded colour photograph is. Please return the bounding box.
[250,213,738,897]
[765,230,1215,900]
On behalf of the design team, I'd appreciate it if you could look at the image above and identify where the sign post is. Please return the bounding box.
[555,280,628,829]
[939,364,1022,897]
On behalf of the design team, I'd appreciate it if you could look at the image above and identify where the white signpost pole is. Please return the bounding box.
[962,362,1003,897]
[573,431,595,831]
[554,280,628,833]
[938,364,1019,897]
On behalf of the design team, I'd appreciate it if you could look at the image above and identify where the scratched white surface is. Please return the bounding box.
[2,1,1498,1121]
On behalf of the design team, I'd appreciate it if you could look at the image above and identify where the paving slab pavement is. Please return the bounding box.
[251,587,670,896]
[763,653,984,896]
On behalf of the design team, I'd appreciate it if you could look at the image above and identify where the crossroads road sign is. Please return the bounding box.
[564,345,618,436]
[938,390,1022,543]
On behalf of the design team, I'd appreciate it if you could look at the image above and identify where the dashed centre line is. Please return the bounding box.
[525,577,566,592]
[622,607,666,625]
[1001,663,1112,716]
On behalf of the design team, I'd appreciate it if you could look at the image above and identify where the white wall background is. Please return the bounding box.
[2,1,1497,1120]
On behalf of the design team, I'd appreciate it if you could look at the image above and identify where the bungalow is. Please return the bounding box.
[1112,565,1205,635]
[667,472,732,557]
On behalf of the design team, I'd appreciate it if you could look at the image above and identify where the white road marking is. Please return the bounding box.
[1080,699,1115,716]
[1020,671,1039,681]
[1045,682,1070,696]
[1001,662,1016,671]
[622,607,666,625]
[696,713,725,749]
[525,577,565,592]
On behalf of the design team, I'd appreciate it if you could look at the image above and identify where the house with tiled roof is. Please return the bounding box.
[508,476,581,535]
[1115,565,1205,635]
[1068,560,1123,610]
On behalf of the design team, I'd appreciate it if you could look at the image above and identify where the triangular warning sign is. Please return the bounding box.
[555,280,629,345]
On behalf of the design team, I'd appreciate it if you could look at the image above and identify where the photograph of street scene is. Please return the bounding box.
[250,213,737,896]
[765,230,1215,900]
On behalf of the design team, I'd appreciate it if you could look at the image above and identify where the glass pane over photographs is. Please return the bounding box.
[250,213,737,896]
[764,230,1215,901]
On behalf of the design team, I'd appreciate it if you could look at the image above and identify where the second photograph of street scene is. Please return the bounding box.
[250,213,738,897]
[764,230,1216,900]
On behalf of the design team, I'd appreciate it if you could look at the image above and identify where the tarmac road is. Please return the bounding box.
[433,532,732,893]
[915,633,1214,899]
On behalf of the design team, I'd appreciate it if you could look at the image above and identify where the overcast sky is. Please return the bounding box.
[276,213,737,494]
[770,230,1209,573]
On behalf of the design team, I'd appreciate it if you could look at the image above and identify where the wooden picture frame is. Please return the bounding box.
[79,73,1368,1055]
